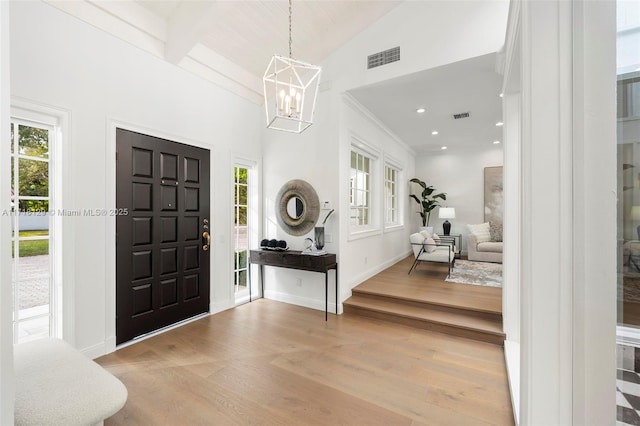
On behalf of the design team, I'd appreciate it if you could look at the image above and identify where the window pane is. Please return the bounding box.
[19,125,49,159]
[10,123,14,154]
[18,158,48,197]
[238,185,247,206]
[18,200,49,213]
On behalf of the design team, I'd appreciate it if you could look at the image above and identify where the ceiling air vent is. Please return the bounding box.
[367,46,400,69]
[453,112,471,119]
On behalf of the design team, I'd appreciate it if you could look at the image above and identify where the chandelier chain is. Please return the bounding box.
[288,0,292,58]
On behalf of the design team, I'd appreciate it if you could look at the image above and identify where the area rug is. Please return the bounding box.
[445,259,503,288]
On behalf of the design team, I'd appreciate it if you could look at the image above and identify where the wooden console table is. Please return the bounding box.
[248,250,338,320]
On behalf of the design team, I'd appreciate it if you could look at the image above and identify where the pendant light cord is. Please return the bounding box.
[288,0,292,58]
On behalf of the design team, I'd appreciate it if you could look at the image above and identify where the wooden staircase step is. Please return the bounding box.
[343,294,505,346]
[351,288,502,322]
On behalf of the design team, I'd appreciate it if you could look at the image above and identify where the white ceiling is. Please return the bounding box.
[45,1,504,153]
[348,53,504,154]
[134,0,401,78]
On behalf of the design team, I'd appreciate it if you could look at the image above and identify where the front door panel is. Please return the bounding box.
[116,128,210,344]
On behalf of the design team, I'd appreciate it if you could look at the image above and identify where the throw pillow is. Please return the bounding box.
[419,230,432,239]
[432,233,441,243]
[468,222,491,243]
[489,221,503,242]
[424,237,437,253]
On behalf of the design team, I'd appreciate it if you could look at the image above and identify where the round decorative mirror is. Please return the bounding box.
[286,196,305,220]
[275,179,320,236]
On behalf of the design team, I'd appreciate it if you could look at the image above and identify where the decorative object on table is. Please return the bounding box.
[260,239,289,251]
[262,0,321,134]
[445,259,502,288]
[313,209,334,250]
[438,207,456,236]
[275,179,320,236]
[409,178,446,230]
[302,237,327,256]
[484,166,503,223]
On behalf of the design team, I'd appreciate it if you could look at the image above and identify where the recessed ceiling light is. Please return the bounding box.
[496,122,504,126]
[431,130,439,135]
[493,140,501,144]
[499,93,504,98]
[441,146,447,150]
[416,108,426,114]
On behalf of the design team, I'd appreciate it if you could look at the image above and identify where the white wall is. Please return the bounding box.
[0,1,14,422]
[414,148,503,252]
[338,96,416,296]
[10,1,262,355]
[324,0,510,93]
[260,0,509,311]
[261,87,342,311]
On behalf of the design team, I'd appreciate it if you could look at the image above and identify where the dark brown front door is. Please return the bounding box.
[116,128,210,344]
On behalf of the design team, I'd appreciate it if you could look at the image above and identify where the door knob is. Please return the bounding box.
[202,231,211,251]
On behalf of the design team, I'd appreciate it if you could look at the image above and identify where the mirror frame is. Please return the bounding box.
[275,179,320,236]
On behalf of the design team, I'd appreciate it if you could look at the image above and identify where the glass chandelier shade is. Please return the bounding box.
[263,56,321,133]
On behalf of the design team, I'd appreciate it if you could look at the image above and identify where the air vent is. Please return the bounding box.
[453,112,471,119]
[367,47,400,69]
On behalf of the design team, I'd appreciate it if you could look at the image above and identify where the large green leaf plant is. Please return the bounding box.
[409,178,447,227]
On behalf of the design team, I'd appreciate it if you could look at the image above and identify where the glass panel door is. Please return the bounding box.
[10,120,53,343]
[233,165,249,296]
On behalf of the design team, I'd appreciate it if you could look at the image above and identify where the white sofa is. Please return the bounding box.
[467,233,503,263]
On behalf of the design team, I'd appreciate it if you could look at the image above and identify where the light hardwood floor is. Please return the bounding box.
[98,298,514,425]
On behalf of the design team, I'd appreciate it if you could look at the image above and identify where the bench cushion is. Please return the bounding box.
[15,338,127,426]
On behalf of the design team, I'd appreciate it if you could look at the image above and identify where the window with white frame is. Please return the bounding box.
[233,165,249,295]
[350,146,376,230]
[384,163,400,226]
[10,117,55,343]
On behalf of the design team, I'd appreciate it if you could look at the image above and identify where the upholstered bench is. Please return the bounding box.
[14,338,127,426]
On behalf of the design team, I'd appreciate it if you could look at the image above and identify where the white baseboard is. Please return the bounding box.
[504,340,520,425]
[81,340,110,360]
[344,250,412,292]
[264,290,339,316]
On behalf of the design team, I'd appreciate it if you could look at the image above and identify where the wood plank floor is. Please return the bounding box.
[98,298,514,425]
[354,256,502,315]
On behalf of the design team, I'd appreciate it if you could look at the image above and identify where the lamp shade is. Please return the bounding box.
[263,55,321,134]
[439,207,456,219]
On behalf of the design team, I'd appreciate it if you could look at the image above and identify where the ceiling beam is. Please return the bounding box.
[165,2,217,65]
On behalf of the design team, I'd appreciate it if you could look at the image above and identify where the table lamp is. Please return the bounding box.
[439,207,456,236]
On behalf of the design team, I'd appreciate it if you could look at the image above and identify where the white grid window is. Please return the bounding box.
[385,165,399,225]
[350,150,371,227]
[10,119,53,343]
[233,166,249,294]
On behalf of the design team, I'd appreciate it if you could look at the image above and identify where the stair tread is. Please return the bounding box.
[353,280,501,315]
[344,294,504,336]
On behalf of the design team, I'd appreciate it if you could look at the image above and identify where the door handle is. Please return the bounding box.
[202,231,211,251]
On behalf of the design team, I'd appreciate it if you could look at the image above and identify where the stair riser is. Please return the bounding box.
[351,291,502,323]
[344,304,505,346]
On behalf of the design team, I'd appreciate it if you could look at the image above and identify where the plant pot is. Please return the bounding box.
[418,226,434,235]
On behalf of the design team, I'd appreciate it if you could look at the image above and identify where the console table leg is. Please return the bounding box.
[335,265,338,315]
[325,272,328,321]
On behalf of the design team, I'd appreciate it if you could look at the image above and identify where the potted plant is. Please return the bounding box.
[409,178,446,232]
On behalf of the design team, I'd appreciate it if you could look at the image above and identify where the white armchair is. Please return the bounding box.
[408,232,456,276]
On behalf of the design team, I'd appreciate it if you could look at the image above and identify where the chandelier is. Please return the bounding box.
[263,0,321,133]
